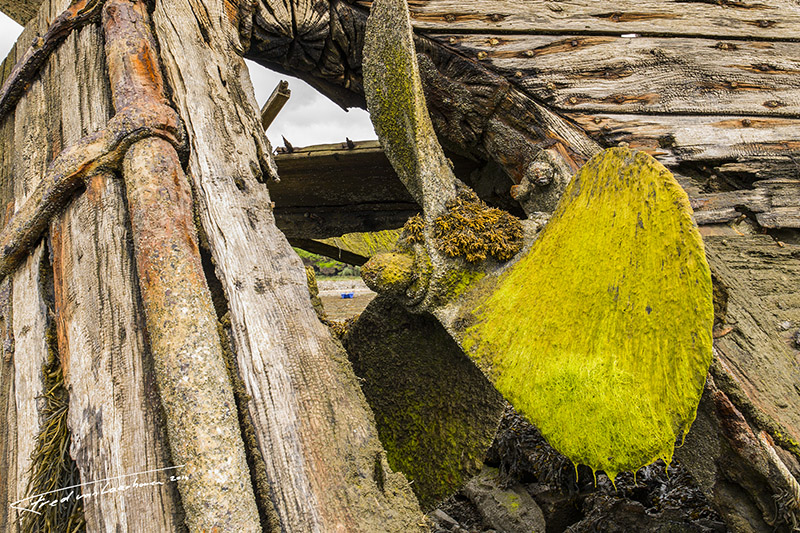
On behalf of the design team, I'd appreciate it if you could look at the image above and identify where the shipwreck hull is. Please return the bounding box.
[0,0,796,531]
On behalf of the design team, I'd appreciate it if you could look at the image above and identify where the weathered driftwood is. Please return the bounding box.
[0,0,103,124]
[150,0,424,529]
[260,79,291,130]
[49,11,182,530]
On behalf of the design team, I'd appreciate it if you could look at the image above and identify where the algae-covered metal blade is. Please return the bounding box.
[363,0,457,220]
[343,297,504,509]
[448,147,714,480]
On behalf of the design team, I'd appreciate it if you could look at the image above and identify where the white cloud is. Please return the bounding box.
[246,60,376,149]
[0,12,22,60]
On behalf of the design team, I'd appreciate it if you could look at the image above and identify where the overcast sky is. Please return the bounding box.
[0,11,376,149]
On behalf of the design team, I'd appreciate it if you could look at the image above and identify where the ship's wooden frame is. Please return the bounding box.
[0,0,798,531]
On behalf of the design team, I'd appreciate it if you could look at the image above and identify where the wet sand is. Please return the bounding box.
[317,278,376,321]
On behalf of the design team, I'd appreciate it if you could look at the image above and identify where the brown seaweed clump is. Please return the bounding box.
[400,214,425,246]
[433,190,523,263]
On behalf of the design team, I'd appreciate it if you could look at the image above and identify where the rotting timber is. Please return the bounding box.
[0,0,425,530]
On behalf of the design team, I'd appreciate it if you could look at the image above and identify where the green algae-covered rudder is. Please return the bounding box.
[359,0,714,491]
[463,147,714,480]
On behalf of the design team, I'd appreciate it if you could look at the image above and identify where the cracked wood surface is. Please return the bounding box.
[47,3,183,529]
[245,0,799,229]
[437,34,800,117]
[706,234,800,447]
[0,11,54,524]
[0,0,184,529]
[372,0,800,40]
[151,0,423,529]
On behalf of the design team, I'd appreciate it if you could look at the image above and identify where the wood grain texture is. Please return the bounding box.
[436,34,800,116]
[0,0,40,25]
[0,27,18,533]
[706,235,800,446]
[6,13,53,518]
[49,17,184,531]
[689,178,800,227]
[568,114,800,168]
[248,0,798,203]
[152,0,424,530]
[0,279,16,533]
[363,0,800,40]
[8,245,47,530]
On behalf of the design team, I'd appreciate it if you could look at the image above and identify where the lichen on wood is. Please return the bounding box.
[363,0,457,220]
[462,147,714,481]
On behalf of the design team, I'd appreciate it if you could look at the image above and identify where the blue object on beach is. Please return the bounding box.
[341,292,355,299]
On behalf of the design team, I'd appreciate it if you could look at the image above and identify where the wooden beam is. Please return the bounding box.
[271,140,428,238]
[0,0,40,25]
[270,140,800,238]
[260,79,290,130]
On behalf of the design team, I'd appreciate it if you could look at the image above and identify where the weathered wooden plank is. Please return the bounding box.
[260,79,290,129]
[9,244,48,529]
[6,19,53,521]
[276,204,417,239]
[272,140,418,237]
[688,179,800,227]
[704,234,800,452]
[272,138,799,235]
[568,114,800,169]
[0,0,40,25]
[272,141,415,208]
[360,0,800,40]
[48,17,183,531]
[0,279,16,533]
[0,28,17,533]
[436,34,800,116]
[152,0,424,530]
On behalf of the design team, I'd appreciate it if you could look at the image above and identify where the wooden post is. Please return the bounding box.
[102,0,261,529]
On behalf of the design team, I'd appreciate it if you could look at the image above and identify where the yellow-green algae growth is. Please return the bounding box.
[464,147,714,481]
[319,229,402,261]
[361,252,416,295]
